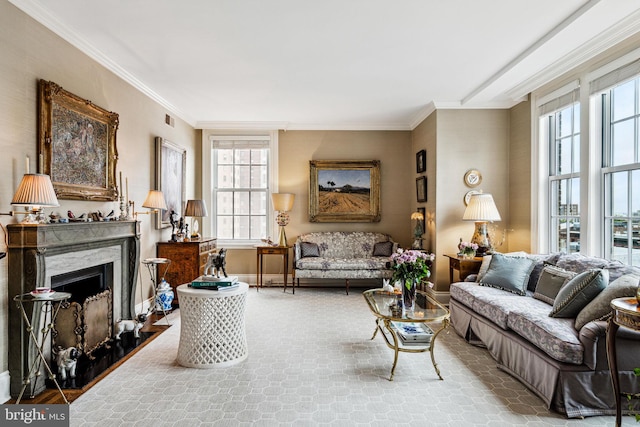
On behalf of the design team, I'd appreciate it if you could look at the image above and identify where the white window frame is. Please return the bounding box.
[201,131,279,248]
[533,49,640,262]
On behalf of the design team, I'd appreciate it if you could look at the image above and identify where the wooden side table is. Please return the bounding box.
[607,297,640,427]
[256,246,292,293]
[443,254,483,283]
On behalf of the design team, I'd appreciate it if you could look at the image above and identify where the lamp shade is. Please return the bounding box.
[142,190,168,210]
[410,211,424,221]
[11,174,59,207]
[271,193,295,212]
[184,199,208,217]
[463,193,501,222]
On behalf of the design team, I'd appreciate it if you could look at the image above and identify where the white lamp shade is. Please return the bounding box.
[184,199,208,217]
[271,193,295,212]
[142,190,168,210]
[410,211,424,220]
[11,174,59,207]
[463,193,501,222]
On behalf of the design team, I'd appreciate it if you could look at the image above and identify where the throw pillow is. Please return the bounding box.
[533,265,576,305]
[574,274,640,329]
[300,242,320,258]
[372,241,393,257]
[549,269,609,318]
[479,253,536,295]
[476,251,528,283]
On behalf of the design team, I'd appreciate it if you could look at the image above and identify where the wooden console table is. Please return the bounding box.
[607,297,640,427]
[256,246,292,293]
[443,254,483,283]
[156,238,217,306]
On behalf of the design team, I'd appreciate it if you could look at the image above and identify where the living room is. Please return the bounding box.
[2,1,640,424]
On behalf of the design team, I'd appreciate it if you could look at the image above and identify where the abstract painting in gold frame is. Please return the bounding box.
[38,80,119,201]
[309,160,381,222]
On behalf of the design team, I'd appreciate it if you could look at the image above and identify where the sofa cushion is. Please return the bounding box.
[526,252,563,292]
[449,282,528,330]
[479,253,535,296]
[550,269,608,318]
[476,251,527,282]
[533,265,576,305]
[372,241,393,257]
[295,257,391,271]
[574,273,640,330]
[507,302,584,365]
[554,253,609,274]
[300,242,320,258]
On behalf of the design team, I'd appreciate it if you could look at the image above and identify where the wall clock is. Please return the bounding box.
[464,169,482,187]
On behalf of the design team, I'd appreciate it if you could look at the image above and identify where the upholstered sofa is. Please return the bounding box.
[449,252,640,418]
[293,231,397,294]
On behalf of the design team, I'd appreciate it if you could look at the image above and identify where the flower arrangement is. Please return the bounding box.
[458,241,478,256]
[390,249,434,290]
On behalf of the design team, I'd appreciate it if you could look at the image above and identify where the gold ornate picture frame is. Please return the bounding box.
[38,80,119,201]
[309,160,381,222]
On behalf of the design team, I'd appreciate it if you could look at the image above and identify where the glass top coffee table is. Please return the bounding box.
[363,289,450,381]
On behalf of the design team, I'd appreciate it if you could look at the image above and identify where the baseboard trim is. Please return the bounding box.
[426,289,450,306]
[0,370,11,403]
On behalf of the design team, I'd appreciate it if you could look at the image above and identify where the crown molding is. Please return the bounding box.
[505,7,640,101]
[8,0,196,127]
[196,121,413,131]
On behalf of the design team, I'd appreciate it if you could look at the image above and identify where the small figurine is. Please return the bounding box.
[55,346,80,381]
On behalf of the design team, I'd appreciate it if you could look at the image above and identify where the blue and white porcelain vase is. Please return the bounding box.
[155,279,174,311]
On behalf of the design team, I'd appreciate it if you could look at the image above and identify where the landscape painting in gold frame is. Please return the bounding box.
[309,160,380,222]
[38,79,119,201]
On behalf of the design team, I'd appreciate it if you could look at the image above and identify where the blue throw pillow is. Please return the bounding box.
[550,269,608,318]
[479,253,536,295]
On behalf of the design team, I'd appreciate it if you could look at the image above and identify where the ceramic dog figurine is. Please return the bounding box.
[114,318,144,340]
[204,249,227,278]
[55,346,79,381]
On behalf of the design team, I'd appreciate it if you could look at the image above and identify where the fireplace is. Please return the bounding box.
[7,221,140,398]
[52,264,113,360]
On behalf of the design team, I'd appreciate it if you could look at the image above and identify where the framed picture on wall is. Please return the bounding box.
[309,160,381,222]
[416,149,426,173]
[155,137,186,229]
[416,176,427,202]
[38,79,119,201]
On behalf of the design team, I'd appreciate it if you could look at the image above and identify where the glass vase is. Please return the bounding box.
[402,279,417,316]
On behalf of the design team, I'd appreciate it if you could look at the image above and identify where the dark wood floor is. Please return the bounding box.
[4,312,171,405]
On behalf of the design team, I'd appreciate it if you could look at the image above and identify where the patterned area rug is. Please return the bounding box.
[70,288,625,426]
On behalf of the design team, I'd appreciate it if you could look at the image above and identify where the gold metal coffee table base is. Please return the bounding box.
[363,289,450,381]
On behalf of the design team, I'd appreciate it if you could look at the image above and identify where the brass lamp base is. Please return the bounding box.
[470,221,492,256]
[278,226,288,247]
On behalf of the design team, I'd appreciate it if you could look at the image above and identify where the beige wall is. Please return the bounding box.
[0,1,198,387]
[508,99,533,252]
[413,109,510,292]
[223,130,414,276]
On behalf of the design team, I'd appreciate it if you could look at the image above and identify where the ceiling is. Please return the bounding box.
[9,0,640,130]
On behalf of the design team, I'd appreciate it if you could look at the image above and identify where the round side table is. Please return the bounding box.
[176,282,249,368]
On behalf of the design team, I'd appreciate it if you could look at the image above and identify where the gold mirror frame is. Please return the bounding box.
[309,160,381,223]
[38,80,119,201]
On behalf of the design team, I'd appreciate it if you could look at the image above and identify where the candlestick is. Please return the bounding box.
[25,156,29,174]
[126,177,129,205]
[119,172,123,197]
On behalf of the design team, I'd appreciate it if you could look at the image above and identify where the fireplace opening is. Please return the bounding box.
[49,262,156,390]
[51,264,111,302]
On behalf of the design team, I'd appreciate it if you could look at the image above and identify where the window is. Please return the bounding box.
[210,136,273,245]
[541,93,581,253]
[601,77,640,266]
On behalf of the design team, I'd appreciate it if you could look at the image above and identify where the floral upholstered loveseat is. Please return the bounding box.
[450,252,640,418]
[293,231,397,294]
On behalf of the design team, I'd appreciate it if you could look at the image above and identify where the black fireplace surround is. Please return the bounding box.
[7,221,140,398]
